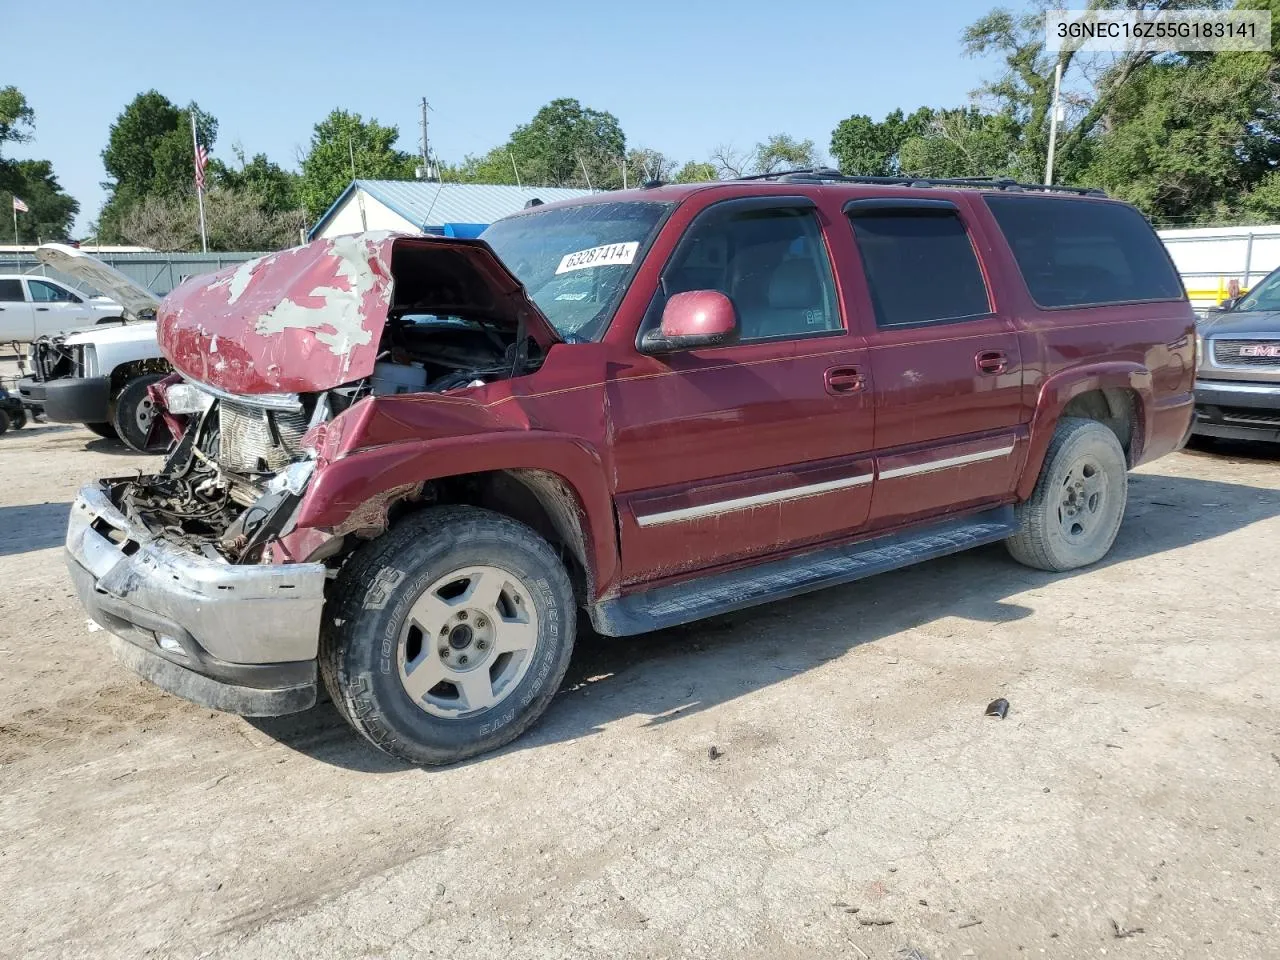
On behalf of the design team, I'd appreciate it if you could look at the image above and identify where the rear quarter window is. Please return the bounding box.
[985,195,1184,308]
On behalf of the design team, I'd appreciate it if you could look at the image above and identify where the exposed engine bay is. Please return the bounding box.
[104,313,543,564]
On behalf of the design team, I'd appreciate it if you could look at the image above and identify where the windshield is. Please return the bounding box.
[481,201,672,341]
[1235,268,1280,312]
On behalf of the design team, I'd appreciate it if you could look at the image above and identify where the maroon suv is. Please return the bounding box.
[64,173,1196,764]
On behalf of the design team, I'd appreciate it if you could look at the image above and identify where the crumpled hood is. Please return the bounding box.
[157,231,561,395]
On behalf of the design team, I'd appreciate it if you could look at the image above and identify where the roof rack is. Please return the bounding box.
[732,167,1106,197]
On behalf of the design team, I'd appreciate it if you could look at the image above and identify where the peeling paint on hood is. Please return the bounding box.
[156,232,561,395]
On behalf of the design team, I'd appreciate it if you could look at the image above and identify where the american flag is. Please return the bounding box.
[194,141,209,192]
[12,196,28,213]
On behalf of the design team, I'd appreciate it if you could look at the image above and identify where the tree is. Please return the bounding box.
[98,91,217,240]
[215,147,301,215]
[117,186,306,252]
[0,86,36,196]
[624,147,675,186]
[297,109,417,221]
[899,109,1022,178]
[962,0,1231,183]
[2,160,79,243]
[712,134,820,178]
[672,161,719,183]
[506,98,626,188]
[830,108,934,176]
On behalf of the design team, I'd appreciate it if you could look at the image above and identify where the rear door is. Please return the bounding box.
[842,197,1028,528]
[0,278,34,340]
[607,196,876,584]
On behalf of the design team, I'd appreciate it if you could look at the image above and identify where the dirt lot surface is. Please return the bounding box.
[2,396,1278,958]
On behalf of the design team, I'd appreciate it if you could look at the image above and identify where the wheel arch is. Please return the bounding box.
[108,357,172,396]
[1018,362,1150,501]
[290,434,621,599]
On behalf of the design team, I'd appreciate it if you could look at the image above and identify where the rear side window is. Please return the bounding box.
[848,210,991,327]
[0,279,22,302]
[985,196,1184,308]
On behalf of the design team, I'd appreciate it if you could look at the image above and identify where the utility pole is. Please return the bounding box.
[419,97,435,181]
[1044,57,1064,185]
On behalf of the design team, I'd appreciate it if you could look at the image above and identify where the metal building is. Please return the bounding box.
[308,180,594,241]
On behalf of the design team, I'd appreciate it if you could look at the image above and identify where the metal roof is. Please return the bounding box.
[309,180,596,239]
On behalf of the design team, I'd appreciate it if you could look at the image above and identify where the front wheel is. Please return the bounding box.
[321,506,576,766]
[1006,417,1128,572]
[110,374,167,452]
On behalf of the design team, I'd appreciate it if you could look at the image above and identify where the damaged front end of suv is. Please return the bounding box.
[66,231,561,714]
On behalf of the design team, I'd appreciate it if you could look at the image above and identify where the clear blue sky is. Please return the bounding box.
[6,0,1003,234]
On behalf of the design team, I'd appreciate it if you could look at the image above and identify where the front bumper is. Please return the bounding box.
[22,375,112,423]
[65,481,328,716]
[1193,378,1280,442]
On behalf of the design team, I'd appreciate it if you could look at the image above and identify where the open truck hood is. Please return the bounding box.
[156,232,562,395]
[34,243,162,321]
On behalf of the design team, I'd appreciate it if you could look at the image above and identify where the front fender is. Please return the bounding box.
[292,431,621,597]
[1017,361,1153,501]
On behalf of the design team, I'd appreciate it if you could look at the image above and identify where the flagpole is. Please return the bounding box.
[12,203,17,245]
[191,113,209,254]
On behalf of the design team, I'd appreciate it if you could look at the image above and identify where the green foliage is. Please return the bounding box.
[0,88,79,242]
[672,161,718,183]
[830,108,934,175]
[298,109,417,221]
[712,134,819,177]
[507,98,626,188]
[215,147,301,215]
[98,91,218,241]
[2,160,79,243]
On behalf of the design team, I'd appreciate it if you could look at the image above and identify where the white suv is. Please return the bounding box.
[0,273,124,342]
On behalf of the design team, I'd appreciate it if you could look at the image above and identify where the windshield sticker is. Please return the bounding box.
[555,241,639,275]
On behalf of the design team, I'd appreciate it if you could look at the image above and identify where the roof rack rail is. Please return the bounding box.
[732,168,1106,197]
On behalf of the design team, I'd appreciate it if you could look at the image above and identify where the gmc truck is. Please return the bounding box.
[63,173,1196,765]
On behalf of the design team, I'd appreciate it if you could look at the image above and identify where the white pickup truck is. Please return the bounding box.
[15,245,171,452]
[0,273,125,342]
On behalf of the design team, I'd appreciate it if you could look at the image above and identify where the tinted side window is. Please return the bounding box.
[0,279,22,302]
[848,210,991,327]
[28,279,71,302]
[656,205,841,343]
[985,196,1184,308]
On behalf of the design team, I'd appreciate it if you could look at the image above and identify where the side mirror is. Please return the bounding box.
[640,290,738,353]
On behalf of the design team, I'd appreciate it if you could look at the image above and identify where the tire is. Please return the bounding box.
[1006,417,1129,572]
[0,410,9,435]
[85,422,119,441]
[321,506,576,766]
[110,374,167,452]
[9,408,25,430]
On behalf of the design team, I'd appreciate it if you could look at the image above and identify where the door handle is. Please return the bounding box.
[975,350,1008,375]
[35,307,49,312]
[825,366,865,395]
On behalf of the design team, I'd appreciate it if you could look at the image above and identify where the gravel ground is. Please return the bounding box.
[1,390,1278,959]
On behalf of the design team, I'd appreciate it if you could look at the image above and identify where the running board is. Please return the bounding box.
[590,506,1019,637]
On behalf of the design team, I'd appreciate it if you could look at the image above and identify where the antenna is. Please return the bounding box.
[508,149,523,188]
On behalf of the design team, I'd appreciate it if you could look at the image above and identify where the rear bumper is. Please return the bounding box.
[1193,378,1280,442]
[65,481,328,716]
[25,375,112,423]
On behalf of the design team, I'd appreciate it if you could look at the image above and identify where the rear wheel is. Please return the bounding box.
[110,374,167,452]
[321,506,576,766]
[1006,417,1128,572]
[85,422,118,440]
[0,409,9,435]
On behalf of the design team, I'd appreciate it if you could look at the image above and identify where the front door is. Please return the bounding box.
[841,198,1028,528]
[25,278,85,337]
[607,197,876,585]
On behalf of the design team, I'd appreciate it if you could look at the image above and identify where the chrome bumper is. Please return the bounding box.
[65,481,327,715]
